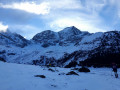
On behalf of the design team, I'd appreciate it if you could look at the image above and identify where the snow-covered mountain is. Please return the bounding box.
[0,30,29,47]
[58,26,90,43]
[0,27,120,67]
[32,26,90,46]
[32,30,59,46]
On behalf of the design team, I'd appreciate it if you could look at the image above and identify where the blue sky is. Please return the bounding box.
[0,0,120,39]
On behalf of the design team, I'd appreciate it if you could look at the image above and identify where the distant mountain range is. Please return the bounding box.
[0,26,120,67]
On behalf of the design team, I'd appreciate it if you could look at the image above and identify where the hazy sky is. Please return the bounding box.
[0,0,120,39]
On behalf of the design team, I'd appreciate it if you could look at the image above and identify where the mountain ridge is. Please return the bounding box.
[0,26,120,67]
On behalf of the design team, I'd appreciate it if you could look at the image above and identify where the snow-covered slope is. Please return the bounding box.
[0,62,120,90]
[0,30,29,47]
[1,44,82,64]
[0,26,120,67]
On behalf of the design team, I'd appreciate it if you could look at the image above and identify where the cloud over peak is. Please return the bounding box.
[0,22,8,32]
[0,0,120,39]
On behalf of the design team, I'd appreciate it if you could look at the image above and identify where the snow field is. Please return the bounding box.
[0,62,120,90]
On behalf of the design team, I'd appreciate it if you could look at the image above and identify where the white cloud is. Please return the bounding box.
[84,0,106,14]
[48,0,82,10]
[45,0,109,33]
[48,0,120,33]
[0,0,119,39]
[102,0,120,18]
[0,2,50,15]
[0,22,8,32]
[50,18,106,33]
[9,25,42,39]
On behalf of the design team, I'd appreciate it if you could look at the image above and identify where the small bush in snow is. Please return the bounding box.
[0,50,6,54]
[7,53,16,56]
[42,43,49,48]
[66,71,79,76]
[51,84,57,87]
[0,57,6,62]
[78,67,90,72]
[64,61,77,68]
[34,75,46,78]
[48,68,55,72]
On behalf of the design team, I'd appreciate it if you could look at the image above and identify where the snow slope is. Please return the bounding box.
[1,31,102,64]
[1,43,82,63]
[0,62,120,90]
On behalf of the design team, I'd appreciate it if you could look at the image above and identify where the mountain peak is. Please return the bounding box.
[41,30,55,33]
[0,29,28,47]
[58,26,82,36]
[32,30,59,44]
[70,26,78,30]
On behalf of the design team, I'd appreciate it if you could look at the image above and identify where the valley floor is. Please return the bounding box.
[0,62,120,90]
